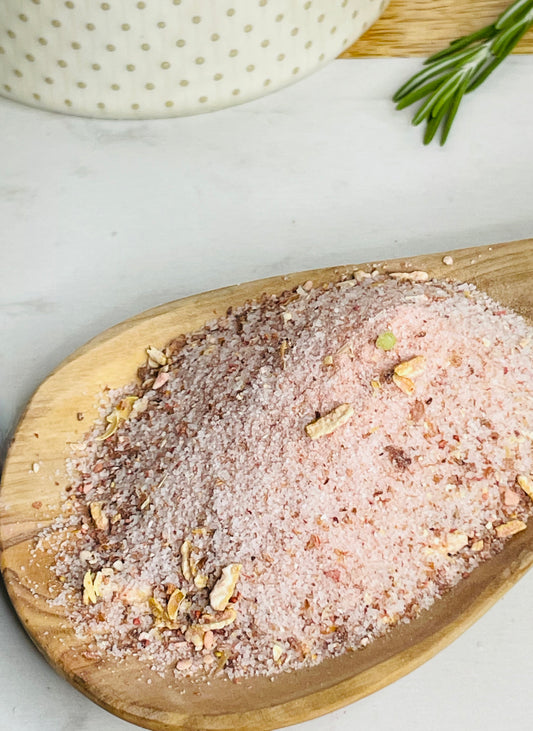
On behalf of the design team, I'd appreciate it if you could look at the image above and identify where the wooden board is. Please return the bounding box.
[342,0,533,57]
[1,239,533,731]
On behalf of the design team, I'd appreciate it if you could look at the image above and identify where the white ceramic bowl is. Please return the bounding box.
[0,0,388,119]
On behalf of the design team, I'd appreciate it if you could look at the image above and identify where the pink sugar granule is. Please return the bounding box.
[40,275,533,679]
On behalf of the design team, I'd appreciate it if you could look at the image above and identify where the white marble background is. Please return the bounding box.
[1,57,533,731]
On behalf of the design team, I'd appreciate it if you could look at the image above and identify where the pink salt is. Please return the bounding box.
[41,275,533,680]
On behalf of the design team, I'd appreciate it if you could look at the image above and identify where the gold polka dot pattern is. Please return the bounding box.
[0,0,388,118]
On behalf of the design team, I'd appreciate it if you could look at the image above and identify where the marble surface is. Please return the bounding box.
[1,57,533,731]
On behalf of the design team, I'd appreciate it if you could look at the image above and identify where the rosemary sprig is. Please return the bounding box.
[393,0,533,145]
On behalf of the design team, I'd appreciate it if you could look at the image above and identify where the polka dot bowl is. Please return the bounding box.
[0,0,389,119]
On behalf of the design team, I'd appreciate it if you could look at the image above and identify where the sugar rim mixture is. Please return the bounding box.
[37,273,533,680]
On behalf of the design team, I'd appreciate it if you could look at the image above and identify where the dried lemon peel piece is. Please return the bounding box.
[149,596,166,620]
[119,583,152,605]
[272,643,284,662]
[392,374,415,395]
[209,564,242,611]
[189,553,207,579]
[389,271,429,282]
[375,331,397,351]
[517,474,533,501]
[139,494,150,511]
[180,540,192,581]
[353,269,371,281]
[199,606,237,631]
[392,356,426,395]
[495,519,527,538]
[116,395,138,418]
[471,540,484,552]
[146,345,167,367]
[167,589,186,621]
[445,532,468,554]
[323,354,334,367]
[394,355,426,379]
[194,574,209,589]
[89,501,109,531]
[336,279,357,289]
[280,339,290,369]
[185,625,205,651]
[305,403,354,440]
[82,571,97,605]
[97,395,139,441]
[97,412,120,441]
[214,649,230,668]
[93,571,105,597]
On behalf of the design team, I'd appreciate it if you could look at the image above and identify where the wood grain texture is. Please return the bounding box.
[1,239,533,731]
[342,0,533,57]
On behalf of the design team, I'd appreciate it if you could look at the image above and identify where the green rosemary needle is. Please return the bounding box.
[393,0,533,145]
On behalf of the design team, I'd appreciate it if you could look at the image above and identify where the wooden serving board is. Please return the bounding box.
[1,239,533,731]
[343,0,533,57]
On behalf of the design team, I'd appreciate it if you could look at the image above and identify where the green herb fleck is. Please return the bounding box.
[376,332,397,351]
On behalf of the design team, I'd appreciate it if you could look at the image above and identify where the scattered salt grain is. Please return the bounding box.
[389,270,429,282]
[152,371,170,390]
